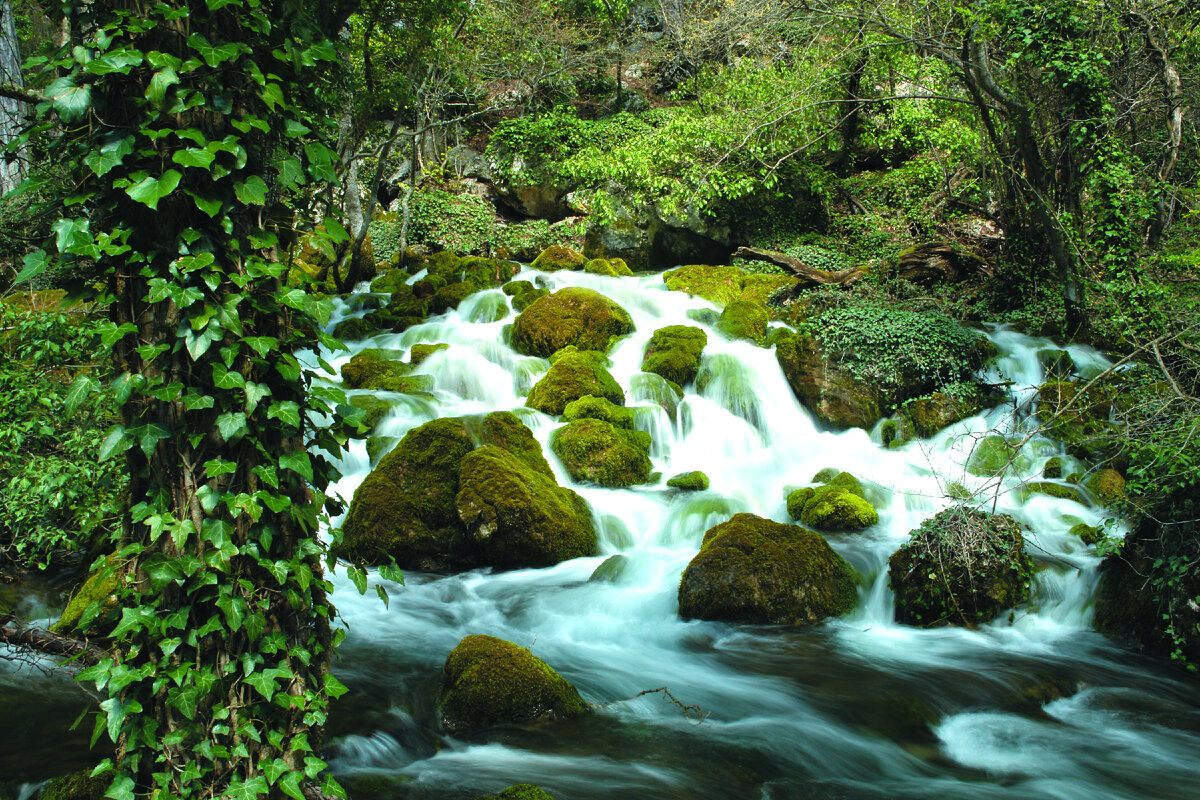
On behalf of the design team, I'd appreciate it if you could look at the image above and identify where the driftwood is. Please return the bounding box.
[734,247,864,286]
[894,242,992,287]
[0,615,105,666]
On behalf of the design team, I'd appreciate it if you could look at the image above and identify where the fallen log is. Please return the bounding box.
[0,615,105,666]
[733,247,864,286]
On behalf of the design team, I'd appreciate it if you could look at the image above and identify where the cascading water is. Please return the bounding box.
[3,266,1199,798]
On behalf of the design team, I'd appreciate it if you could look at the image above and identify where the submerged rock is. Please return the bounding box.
[437,634,587,734]
[510,287,635,357]
[550,418,652,487]
[526,349,625,416]
[641,325,708,386]
[903,392,982,438]
[677,513,859,624]
[889,506,1033,627]
[966,435,1030,477]
[715,299,768,345]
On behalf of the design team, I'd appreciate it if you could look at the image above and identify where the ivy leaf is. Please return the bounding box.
[279,450,312,482]
[375,584,390,609]
[378,563,405,585]
[234,176,268,206]
[104,774,136,800]
[13,250,51,283]
[272,155,304,187]
[63,373,100,414]
[224,778,269,800]
[278,772,305,800]
[145,66,180,106]
[347,565,368,595]
[46,76,92,122]
[125,170,182,210]
[84,134,135,177]
[217,411,248,442]
[99,425,130,461]
[173,147,216,169]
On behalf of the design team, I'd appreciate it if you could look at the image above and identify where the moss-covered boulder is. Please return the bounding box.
[348,395,395,435]
[667,471,709,491]
[1018,481,1086,504]
[456,445,597,567]
[630,372,683,421]
[531,245,587,272]
[1036,380,1122,462]
[903,392,982,438]
[774,330,882,430]
[716,299,769,345]
[562,395,635,429]
[478,786,559,800]
[663,264,798,309]
[1086,469,1126,506]
[429,281,478,315]
[589,554,630,583]
[51,559,123,634]
[641,325,707,386]
[550,419,652,487]
[889,507,1033,627]
[966,435,1030,477]
[1042,457,1064,479]
[370,268,411,294]
[510,288,634,357]
[37,771,109,800]
[410,342,449,366]
[341,349,433,394]
[792,485,878,531]
[1070,523,1105,545]
[332,315,381,341]
[678,513,859,624]
[583,257,633,277]
[437,634,587,733]
[366,434,398,467]
[526,349,625,416]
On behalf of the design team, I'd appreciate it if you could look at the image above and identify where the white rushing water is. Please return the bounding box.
[321,268,1200,799]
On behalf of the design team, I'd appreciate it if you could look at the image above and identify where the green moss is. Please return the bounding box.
[510,287,634,357]
[715,299,769,345]
[966,435,1030,477]
[503,280,536,296]
[531,245,587,272]
[366,434,398,467]
[1019,481,1086,504]
[410,342,449,366]
[799,485,879,532]
[786,487,815,520]
[429,281,478,315]
[469,410,555,477]
[904,392,982,438]
[456,444,598,567]
[662,264,747,307]
[946,482,973,501]
[678,513,859,624]
[526,350,625,416]
[739,273,799,306]
[332,316,380,341]
[550,419,652,487]
[348,395,395,434]
[589,554,630,583]
[563,395,635,429]
[1086,469,1126,506]
[51,560,122,634]
[438,635,587,734]
[773,329,883,430]
[38,770,109,800]
[485,785,559,800]
[880,419,914,448]
[342,349,433,394]
[512,287,549,312]
[889,506,1033,627]
[1070,523,1105,545]
[667,471,710,491]
[1042,457,1064,479]
[629,372,683,421]
[811,468,840,485]
[686,308,720,327]
[370,269,411,294]
[641,325,708,386]
[583,257,633,277]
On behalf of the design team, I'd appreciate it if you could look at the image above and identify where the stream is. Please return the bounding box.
[4,265,1200,799]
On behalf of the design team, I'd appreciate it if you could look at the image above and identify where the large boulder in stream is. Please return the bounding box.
[510,287,634,357]
[678,513,859,624]
[786,470,879,532]
[525,348,625,416]
[641,325,707,386]
[550,418,653,487]
[888,506,1033,627]
[337,413,596,570]
[437,634,588,734]
[773,330,883,430]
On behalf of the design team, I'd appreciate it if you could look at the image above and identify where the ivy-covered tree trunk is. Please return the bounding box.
[28,1,358,797]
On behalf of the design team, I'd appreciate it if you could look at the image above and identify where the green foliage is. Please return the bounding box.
[0,305,123,569]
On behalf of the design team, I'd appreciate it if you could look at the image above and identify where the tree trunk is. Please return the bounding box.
[0,0,28,196]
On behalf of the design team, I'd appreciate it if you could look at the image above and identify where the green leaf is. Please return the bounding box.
[378,563,405,585]
[84,135,135,177]
[46,77,92,122]
[323,673,350,700]
[104,774,136,800]
[279,451,312,481]
[13,250,51,283]
[188,33,241,67]
[278,772,305,800]
[347,565,368,595]
[235,176,268,206]
[125,170,182,210]
[99,425,129,461]
[273,155,304,187]
[217,411,248,442]
[146,66,180,106]
[63,374,99,414]
[173,147,216,169]
[375,584,389,609]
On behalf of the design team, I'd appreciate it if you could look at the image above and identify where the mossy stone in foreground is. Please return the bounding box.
[583,257,633,277]
[477,786,559,800]
[409,342,449,366]
[38,771,108,800]
[550,418,652,487]
[641,325,708,386]
[1086,469,1126,505]
[456,445,597,567]
[678,513,859,624]
[438,634,587,734]
[799,485,879,532]
[510,287,634,357]
[667,471,710,491]
[904,392,982,438]
[966,435,1029,477]
[889,506,1032,627]
[563,394,636,429]
[531,245,587,272]
[662,264,748,307]
[526,349,625,416]
[715,298,768,345]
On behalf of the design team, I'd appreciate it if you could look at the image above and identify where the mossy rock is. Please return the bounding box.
[583,257,633,277]
[526,349,625,416]
[366,434,398,467]
[437,635,587,733]
[1038,348,1075,380]
[550,418,652,487]
[503,280,535,296]
[629,372,683,421]
[459,257,521,290]
[880,418,915,448]
[641,325,708,386]
[678,513,859,624]
[1070,523,1105,545]
[1042,457,1064,479]
[812,467,840,484]
[421,250,467,277]
[589,554,630,583]
[563,395,635,429]
[37,771,109,800]
[370,269,411,294]
[739,273,799,306]
[348,395,395,435]
[1036,380,1122,461]
[427,281,478,315]
[785,487,814,520]
[1086,469,1126,506]
[51,559,123,634]
[342,349,432,394]
[510,288,634,357]
[715,299,769,345]
[332,315,380,341]
[663,264,748,307]
[461,291,511,324]
[531,245,587,272]
[512,287,549,312]
[798,485,879,532]
[456,445,598,567]
[1019,481,1086,504]
[903,392,982,438]
[410,342,449,366]
[337,417,477,569]
[478,785,560,800]
[889,506,1033,627]
[686,308,720,327]
[966,435,1030,477]
[774,329,882,430]
[667,471,709,491]
[467,410,555,476]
